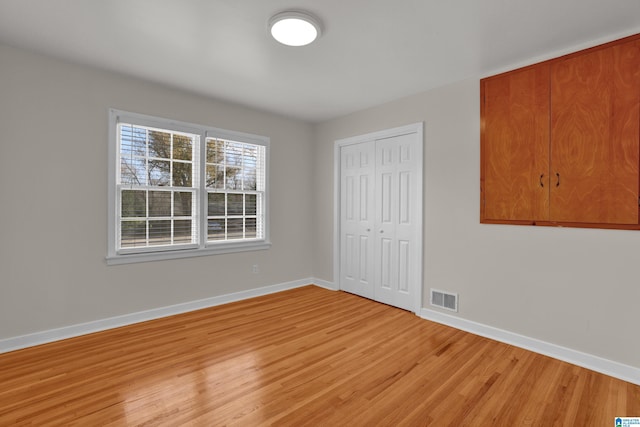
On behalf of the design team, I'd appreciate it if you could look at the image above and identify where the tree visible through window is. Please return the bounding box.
[205,139,264,242]
[109,110,269,262]
[119,124,197,249]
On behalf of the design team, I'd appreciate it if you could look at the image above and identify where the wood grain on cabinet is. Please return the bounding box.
[481,64,550,222]
[481,33,640,229]
[550,40,640,225]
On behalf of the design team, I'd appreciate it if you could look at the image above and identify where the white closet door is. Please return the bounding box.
[339,141,375,300]
[374,133,420,311]
[337,123,423,313]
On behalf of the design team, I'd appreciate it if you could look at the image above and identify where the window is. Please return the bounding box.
[119,124,199,251]
[108,110,270,265]
[205,138,265,242]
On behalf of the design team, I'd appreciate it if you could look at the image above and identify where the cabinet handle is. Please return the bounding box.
[539,174,544,188]
[556,172,560,187]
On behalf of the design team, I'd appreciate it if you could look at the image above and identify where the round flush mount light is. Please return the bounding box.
[269,11,322,47]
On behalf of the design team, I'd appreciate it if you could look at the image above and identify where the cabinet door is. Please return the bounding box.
[550,40,640,224]
[481,64,550,222]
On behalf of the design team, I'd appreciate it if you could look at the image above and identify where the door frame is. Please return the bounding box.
[333,122,424,314]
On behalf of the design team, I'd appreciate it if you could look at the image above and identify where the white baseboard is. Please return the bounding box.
[0,278,325,354]
[4,281,636,387]
[310,278,338,291]
[420,307,640,386]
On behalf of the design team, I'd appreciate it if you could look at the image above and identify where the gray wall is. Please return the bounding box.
[313,78,640,368]
[2,39,639,371]
[0,43,314,338]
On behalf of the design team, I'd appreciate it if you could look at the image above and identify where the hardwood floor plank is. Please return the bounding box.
[0,285,638,426]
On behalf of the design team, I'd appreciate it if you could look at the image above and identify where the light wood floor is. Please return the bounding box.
[1,285,638,426]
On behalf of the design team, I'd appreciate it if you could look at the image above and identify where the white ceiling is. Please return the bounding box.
[0,0,639,123]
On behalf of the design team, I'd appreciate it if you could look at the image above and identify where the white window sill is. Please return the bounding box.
[106,241,272,265]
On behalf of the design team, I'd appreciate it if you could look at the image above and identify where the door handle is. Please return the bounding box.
[556,172,560,187]
[539,174,544,188]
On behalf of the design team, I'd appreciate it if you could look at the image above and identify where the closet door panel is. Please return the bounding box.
[374,133,420,311]
[339,142,375,299]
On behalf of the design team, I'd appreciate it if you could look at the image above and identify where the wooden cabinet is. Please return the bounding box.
[481,34,640,229]
[481,64,550,222]
[551,41,640,225]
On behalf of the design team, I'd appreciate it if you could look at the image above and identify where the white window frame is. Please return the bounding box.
[107,109,270,265]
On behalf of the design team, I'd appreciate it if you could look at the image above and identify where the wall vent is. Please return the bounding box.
[430,289,458,312]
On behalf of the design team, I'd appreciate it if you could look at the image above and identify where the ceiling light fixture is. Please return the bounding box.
[268,11,322,47]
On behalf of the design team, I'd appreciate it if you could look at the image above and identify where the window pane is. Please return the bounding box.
[208,219,225,240]
[172,162,192,187]
[120,125,146,157]
[228,194,243,215]
[244,145,257,161]
[174,220,192,243]
[208,193,225,216]
[225,166,241,189]
[148,130,171,159]
[149,160,170,186]
[121,220,146,248]
[174,192,192,216]
[243,145,257,190]
[149,220,171,246]
[149,191,171,217]
[243,170,257,190]
[226,142,243,167]
[206,139,225,163]
[206,165,224,189]
[173,134,193,161]
[246,194,257,216]
[121,190,146,217]
[245,218,257,238]
[121,158,146,186]
[227,218,243,239]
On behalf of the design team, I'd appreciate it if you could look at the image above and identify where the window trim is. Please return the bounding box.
[107,109,271,265]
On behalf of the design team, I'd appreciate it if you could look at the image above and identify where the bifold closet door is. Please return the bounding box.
[339,141,375,300]
[339,131,421,312]
[374,133,420,311]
